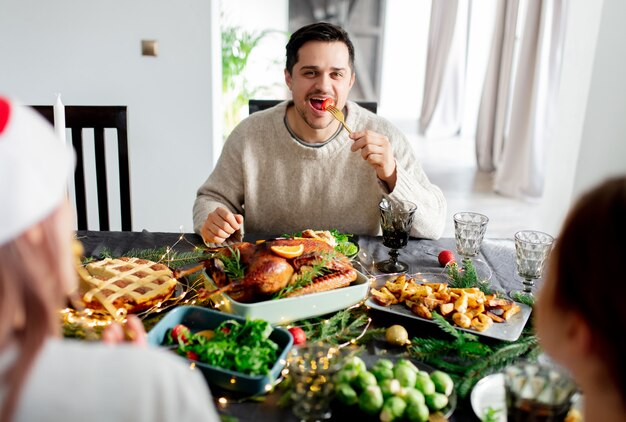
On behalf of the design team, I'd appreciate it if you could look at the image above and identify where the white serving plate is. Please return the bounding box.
[205,270,371,324]
[365,273,533,342]
[471,373,506,422]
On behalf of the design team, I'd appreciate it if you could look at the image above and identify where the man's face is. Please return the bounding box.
[285,40,355,132]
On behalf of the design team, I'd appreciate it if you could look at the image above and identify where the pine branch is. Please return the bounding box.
[294,306,374,345]
[431,312,462,340]
[80,244,214,269]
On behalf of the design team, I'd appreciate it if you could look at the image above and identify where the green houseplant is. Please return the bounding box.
[221,24,271,138]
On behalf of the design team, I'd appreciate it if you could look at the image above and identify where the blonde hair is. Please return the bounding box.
[0,206,67,422]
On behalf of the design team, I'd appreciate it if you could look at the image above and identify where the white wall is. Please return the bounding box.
[571,0,626,197]
[0,0,217,233]
[380,0,430,131]
[538,0,626,235]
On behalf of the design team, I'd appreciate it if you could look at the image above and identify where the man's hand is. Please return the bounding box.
[201,206,244,244]
[349,130,397,190]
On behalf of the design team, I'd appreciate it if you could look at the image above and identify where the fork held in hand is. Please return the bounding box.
[326,105,353,134]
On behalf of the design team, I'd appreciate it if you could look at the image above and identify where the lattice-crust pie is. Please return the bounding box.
[79,257,178,314]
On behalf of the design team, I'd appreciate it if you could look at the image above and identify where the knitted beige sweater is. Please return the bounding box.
[193,101,446,243]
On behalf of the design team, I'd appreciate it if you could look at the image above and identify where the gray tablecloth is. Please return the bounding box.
[76,230,529,421]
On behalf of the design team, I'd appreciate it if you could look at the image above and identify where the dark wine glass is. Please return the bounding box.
[375,198,417,273]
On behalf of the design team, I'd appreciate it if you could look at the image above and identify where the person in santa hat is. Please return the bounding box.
[0,97,219,422]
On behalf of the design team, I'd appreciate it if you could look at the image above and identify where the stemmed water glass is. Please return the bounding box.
[453,212,489,259]
[509,230,554,300]
[375,198,417,274]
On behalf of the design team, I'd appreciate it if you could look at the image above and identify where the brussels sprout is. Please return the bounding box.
[371,365,394,383]
[414,372,436,396]
[405,402,430,422]
[394,364,418,388]
[335,382,358,406]
[395,359,419,373]
[402,387,426,408]
[372,358,395,371]
[342,356,367,373]
[380,396,407,422]
[335,368,360,385]
[358,385,384,415]
[425,392,449,411]
[379,378,402,398]
[430,370,454,396]
[354,371,378,392]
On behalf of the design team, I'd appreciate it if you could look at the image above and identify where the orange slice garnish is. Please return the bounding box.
[270,244,304,259]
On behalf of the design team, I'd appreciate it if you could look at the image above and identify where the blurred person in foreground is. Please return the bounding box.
[0,97,219,422]
[194,22,446,245]
[535,175,626,422]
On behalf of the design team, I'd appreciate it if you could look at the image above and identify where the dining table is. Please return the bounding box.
[75,229,530,422]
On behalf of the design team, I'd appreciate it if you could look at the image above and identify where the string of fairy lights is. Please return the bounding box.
[62,231,382,407]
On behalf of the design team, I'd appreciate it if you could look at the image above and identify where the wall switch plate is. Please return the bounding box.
[141,40,158,57]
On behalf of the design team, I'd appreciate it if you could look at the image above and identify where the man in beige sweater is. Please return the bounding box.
[194,22,446,245]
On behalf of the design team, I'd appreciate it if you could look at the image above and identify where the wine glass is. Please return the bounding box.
[509,230,554,300]
[375,198,417,273]
[453,212,489,259]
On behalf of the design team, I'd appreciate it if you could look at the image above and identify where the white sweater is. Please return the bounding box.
[1,338,220,422]
[193,101,446,243]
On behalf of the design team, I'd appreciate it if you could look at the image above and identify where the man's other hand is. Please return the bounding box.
[201,206,244,244]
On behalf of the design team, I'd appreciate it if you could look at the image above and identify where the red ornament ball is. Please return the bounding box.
[288,327,307,345]
[438,250,456,267]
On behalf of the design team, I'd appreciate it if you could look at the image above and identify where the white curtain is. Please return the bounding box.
[476,0,568,198]
[419,0,469,138]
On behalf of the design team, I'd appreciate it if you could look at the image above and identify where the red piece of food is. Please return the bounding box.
[321,98,335,110]
[186,351,199,360]
[171,324,191,344]
[288,327,306,345]
[438,250,455,267]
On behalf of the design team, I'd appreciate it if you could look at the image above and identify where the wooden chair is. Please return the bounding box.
[31,106,132,231]
[248,99,378,115]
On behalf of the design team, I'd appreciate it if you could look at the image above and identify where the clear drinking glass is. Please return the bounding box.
[509,230,554,300]
[375,198,417,273]
[504,360,577,422]
[287,343,344,422]
[453,212,489,258]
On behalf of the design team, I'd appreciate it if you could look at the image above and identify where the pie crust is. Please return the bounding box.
[78,257,178,314]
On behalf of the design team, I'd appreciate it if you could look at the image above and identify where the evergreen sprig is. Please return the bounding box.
[294,305,384,346]
[409,313,539,398]
[84,246,213,269]
[447,258,493,295]
[273,257,329,299]
[510,291,536,307]
[218,247,245,281]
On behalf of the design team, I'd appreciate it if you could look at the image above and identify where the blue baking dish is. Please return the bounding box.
[147,305,293,395]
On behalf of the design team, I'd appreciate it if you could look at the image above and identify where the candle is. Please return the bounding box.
[53,93,66,144]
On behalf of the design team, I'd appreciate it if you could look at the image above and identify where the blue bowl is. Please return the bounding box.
[147,306,293,395]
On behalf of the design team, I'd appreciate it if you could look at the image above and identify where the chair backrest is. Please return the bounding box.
[248,99,378,115]
[31,105,132,231]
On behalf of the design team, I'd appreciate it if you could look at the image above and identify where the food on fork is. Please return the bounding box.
[76,257,178,314]
[321,98,335,110]
[207,238,358,303]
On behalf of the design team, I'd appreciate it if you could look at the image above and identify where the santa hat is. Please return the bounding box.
[0,96,74,246]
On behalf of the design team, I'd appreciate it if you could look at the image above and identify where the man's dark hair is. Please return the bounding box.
[285,22,355,74]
